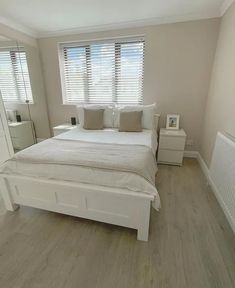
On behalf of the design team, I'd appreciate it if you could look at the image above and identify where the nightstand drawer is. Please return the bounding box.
[158,149,184,165]
[159,135,186,151]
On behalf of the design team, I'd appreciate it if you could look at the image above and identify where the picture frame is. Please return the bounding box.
[166,114,180,130]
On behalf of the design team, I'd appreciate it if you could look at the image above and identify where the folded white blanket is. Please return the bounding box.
[9,138,157,186]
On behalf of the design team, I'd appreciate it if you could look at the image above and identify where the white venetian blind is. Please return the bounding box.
[60,38,144,104]
[63,46,87,103]
[115,41,144,104]
[88,43,115,104]
[0,48,33,103]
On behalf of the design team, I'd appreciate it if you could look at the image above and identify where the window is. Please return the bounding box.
[60,38,144,104]
[0,48,33,103]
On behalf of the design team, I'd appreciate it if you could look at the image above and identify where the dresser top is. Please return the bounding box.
[160,128,186,137]
[8,121,32,127]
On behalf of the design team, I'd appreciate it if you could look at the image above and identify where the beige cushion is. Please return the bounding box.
[77,105,113,128]
[114,103,157,129]
[119,111,143,132]
[83,109,104,130]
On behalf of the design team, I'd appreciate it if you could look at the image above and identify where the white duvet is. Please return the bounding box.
[1,128,160,210]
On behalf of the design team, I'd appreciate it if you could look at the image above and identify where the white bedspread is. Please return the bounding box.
[0,128,160,210]
[55,127,158,154]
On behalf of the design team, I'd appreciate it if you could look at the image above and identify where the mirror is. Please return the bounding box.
[0,35,50,153]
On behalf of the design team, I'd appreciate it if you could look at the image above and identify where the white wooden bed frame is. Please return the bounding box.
[0,114,160,242]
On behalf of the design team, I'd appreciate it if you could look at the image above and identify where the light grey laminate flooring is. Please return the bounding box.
[0,159,234,288]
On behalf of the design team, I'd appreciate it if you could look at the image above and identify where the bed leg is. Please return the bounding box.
[137,226,149,241]
[0,178,19,211]
[137,200,151,241]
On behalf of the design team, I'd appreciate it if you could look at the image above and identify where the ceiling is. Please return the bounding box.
[0,0,233,38]
[0,35,11,41]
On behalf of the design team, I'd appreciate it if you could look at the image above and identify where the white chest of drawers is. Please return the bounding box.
[157,128,187,166]
[8,121,35,150]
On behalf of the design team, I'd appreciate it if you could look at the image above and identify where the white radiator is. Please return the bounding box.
[209,132,235,233]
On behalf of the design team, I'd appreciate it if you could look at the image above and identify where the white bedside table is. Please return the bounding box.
[8,121,35,150]
[53,123,78,136]
[157,128,187,166]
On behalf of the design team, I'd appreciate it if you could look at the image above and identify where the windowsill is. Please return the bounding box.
[3,102,34,105]
[61,102,143,106]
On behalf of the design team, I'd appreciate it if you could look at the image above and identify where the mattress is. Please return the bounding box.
[0,128,160,209]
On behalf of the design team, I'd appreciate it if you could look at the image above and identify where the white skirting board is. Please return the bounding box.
[197,152,235,234]
[184,150,235,234]
[183,150,209,176]
[197,153,210,179]
[184,150,199,158]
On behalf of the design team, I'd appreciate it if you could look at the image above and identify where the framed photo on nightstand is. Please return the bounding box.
[166,114,180,130]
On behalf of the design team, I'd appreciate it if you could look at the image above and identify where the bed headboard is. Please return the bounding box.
[154,114,160,131]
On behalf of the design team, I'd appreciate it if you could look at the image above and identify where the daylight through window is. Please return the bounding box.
[60,38,144,104]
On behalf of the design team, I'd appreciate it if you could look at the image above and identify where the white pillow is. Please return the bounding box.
[77,105,113,128]
[114,103,157,130]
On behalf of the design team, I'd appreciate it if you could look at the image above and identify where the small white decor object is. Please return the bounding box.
[166,114,180,130]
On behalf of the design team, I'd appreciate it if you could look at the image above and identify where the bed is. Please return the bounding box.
[0,114,160,241]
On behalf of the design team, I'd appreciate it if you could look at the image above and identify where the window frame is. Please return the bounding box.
[58,36,145,105]
[0,46,33,104]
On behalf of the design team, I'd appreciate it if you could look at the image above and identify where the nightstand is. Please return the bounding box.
[53,123,78,136]
[157,128,187,166]
[8,121,35,150]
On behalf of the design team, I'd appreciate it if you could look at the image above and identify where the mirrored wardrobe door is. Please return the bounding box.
[0,35,35,153]
[15,40,51,145]
[0,91,14,164]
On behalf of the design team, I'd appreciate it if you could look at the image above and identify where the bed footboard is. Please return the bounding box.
[0,174,153,241]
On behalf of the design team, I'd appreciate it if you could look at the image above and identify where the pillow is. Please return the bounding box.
[119,111,143,132]
[77,105,113,128]
[114,103,156,130]
[83,109,104,130]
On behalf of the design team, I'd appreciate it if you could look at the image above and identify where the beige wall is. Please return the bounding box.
[200,2,235,166]
[38,18,220,150]
[0,27,51,139]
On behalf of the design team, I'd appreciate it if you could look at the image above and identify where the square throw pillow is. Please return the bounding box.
[77,105,113,128]
[83,109,104,130]
[114,103,157,130]
[119,111,143,132]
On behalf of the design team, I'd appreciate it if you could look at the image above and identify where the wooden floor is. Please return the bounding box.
[0,159,234,288]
